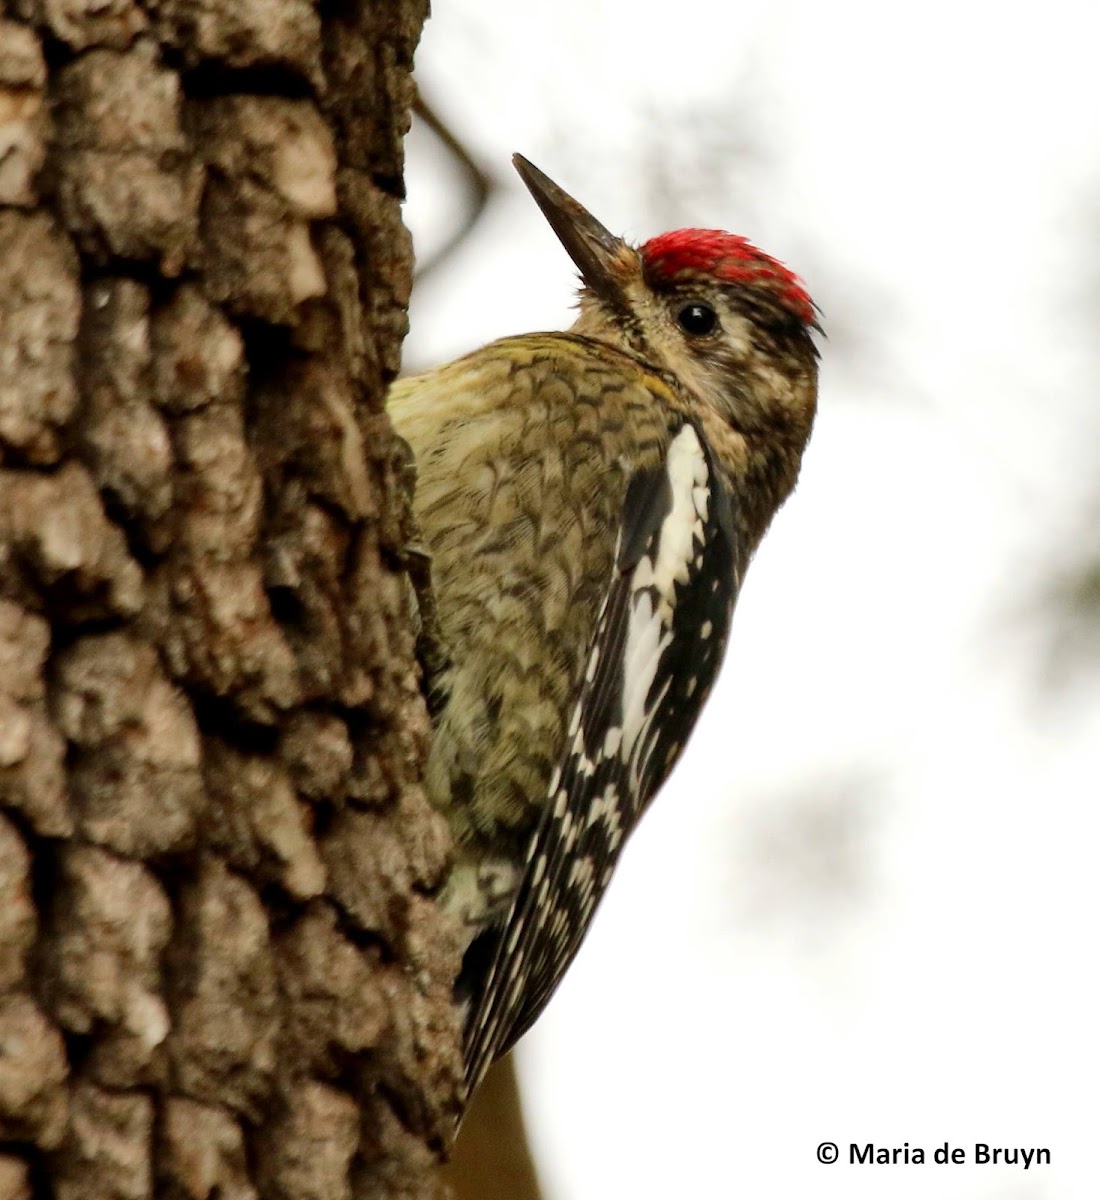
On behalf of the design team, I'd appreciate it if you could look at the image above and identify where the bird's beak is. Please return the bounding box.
[513,154,632,310]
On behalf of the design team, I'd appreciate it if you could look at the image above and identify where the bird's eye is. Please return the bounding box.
[676,302,719,337]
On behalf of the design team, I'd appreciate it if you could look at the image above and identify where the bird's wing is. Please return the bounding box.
[462,418,742,1095]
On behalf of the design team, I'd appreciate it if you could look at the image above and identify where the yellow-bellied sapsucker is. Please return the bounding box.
[389,156,820,1106]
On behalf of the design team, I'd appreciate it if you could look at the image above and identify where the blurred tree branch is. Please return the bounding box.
[411,89,495,286]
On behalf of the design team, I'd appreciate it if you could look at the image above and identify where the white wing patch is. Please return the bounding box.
[650,423,709,614]
[619,588,670,761]
[620,424,710,763]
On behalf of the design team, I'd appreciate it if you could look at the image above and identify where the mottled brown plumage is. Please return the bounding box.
[394,337,677,841]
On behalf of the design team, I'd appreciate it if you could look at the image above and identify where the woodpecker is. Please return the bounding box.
[389,156,819,1106]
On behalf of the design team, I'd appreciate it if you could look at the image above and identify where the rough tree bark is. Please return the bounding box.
[0,3,465,1198]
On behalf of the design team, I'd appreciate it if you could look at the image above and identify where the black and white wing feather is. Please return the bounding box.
[463,419,743,1094]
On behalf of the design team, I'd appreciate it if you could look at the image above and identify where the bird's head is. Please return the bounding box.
[513,154,819,456]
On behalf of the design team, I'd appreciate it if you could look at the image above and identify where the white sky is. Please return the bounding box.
[404,2,1100,1196]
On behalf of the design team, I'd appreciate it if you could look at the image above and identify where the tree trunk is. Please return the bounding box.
[0,3,464,1198]
[443,1055,544,1200]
